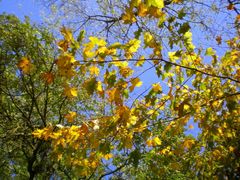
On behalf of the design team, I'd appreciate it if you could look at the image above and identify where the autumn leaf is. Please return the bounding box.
[32,127,53,140]
[83,77,97,95]
[126,39,141,54]
[121,7,137,24]
[152,83,162,93]
[137,2,148,17]
[227,3,234,10]
[146,0,164,8]
[146,136,162,147]
[41,72,54,84]
[183,139,195,150]
[129,78,142,92]
[89,66,100,76]
[64,85,78,98]
[119,66,134,78]
[57,40,69,52]
[80,123,89,134]
[65,111,77,123]
[60,27,74,43]
[236,14,240,21]
[215,36,222,45]
[103,153,113,160]
[17,57,33,74]
[135,55,145,67]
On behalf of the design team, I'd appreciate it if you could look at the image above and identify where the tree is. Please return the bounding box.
[0,14,103,179]
[2,0,240,179]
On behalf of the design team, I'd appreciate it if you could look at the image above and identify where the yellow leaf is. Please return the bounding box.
[107,88,123,105]
[183,139,195,149]
[127,39,141,53]
[96,81,103,92]
[152,83,162,92]
[212,149,221,159]
[172,0,182,3]
[168,52,180,62]
[148,6,164,18]
[32,127,53,140]
[58,40,69,51]
[130,0,141,7]
[135,55,145,67]
[160,146,171,154]
[121,7,137,24]
[146,0,164,8]
[89,66,100,76]
[127,115,138,127]
[229,146,235,152]
[119,66,134,78]
[153,137,162,145]
[111,60,128,67]
[32,129,44,139]
[65,111,77,123]
[89,36,107,46]
[137,2,148,17]
[129,78,142,92]
[146,136,161,147]
[104,153,113,160]
[17,57,33,74]
[64,85,78,98]
[146,139,153,147]
[60,27,74,43]
[144,32,154,48]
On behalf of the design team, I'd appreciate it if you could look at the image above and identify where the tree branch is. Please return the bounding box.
[77,58,240,83]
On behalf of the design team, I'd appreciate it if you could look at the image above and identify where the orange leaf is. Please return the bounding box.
[41,72,54,84]
[65,111,77,123]
[17,57,33,74]
[227,3,234,10]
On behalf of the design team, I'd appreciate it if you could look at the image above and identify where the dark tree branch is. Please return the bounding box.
[98,159,128,180]
[77,58,240,83]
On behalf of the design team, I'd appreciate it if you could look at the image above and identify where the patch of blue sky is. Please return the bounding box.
[0,0,42,22]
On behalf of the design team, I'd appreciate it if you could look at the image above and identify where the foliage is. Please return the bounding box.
[1,0,240,179]
[0,14,103,179]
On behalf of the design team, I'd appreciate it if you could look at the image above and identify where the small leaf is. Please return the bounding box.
[152,83,162,92]
[64,85,78,98]
[205,47,215,56]
[77,30,85,44]
[17,57,33,74]
[129,78,143,92]
[41,72,54,84]
[89,66,100,76]
[103,154,113,160]
[65,112,77,123]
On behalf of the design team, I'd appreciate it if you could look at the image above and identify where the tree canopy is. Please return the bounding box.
[0,0,240,179]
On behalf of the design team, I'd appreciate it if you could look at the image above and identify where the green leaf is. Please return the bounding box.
[178,22,190,34]
[134,28,142,39]
[77,30,85,44]
[205,47,215,56]
[164,63,172,72]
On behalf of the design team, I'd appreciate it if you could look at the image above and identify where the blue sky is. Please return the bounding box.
[0,0,42,22]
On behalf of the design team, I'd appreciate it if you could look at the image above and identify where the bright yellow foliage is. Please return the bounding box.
[17,57,34,74]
